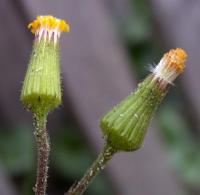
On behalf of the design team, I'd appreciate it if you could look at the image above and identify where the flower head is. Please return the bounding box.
[100,48,187,151]
[28,15,70,44]
[153,48,187,85]
[21,15,69,114]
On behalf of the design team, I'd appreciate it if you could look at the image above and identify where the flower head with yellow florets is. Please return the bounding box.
[28,15,70,44]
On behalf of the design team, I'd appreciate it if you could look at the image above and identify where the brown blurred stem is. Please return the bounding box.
[66,144,116,195]
[33,113,50,195]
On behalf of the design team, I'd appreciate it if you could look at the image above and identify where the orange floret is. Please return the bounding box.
[164,48,187,73]
[153,48,187,85]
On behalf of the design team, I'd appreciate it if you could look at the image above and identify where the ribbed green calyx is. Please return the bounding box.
[21,38,61,114]
[100,75,166,151]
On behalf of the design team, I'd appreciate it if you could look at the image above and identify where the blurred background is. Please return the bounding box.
[0,0,200,194]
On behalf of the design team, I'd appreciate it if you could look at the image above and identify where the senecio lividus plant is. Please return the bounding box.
[21,16,70,195]
[20,15,187,195]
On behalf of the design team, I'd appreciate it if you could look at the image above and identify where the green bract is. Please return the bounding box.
[100,76,166,151]
[21,39,61,114]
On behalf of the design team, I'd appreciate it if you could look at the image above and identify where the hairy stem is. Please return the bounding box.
[33,113,50,195]
[66,144,116,195]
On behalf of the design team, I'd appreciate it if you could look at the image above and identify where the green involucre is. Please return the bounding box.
[21,39,61,114]
[100,76,166,151]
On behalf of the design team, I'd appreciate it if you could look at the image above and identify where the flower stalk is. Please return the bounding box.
[33,113,49,195]
[66,144,116,195]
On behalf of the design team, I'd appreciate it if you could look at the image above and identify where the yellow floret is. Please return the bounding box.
[28,15,70,34]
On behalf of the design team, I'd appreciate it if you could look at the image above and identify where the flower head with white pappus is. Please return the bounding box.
[152,48,187,87]
[100,48,187,151]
